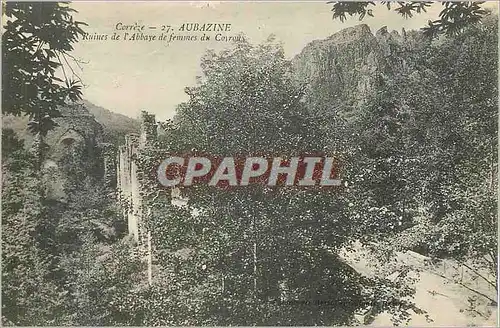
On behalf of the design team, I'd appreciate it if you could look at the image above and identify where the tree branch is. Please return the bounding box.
[460,262,497,291]
[432,271,497,305]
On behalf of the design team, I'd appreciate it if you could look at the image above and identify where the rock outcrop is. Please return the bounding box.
[292,24,382,108]
[291,24,424,113]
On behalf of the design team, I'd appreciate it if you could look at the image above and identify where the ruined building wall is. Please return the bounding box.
[117,111,157,244]
[99,142,117,189]
[118,134,140,243]
[41,104,105,202]
[139,111,157,148]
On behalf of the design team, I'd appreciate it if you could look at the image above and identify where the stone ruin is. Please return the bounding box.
[38,105,158,283]
[117,111,158,246]
[41,104,116,202]
[38,104,157,249]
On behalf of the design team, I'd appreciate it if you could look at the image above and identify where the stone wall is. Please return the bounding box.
[98,142,117,189]
[117,111,157,245]
[41,104,105,202]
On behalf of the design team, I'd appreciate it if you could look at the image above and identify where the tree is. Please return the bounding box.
[1,137,68,325]
[408,20,498,299]
[58,235,147,326]
[2,128,25,161]
[2,1,86,167]
[2,120,141,325]
[328,1,490,38]
[135,37,422,325]
[343,16,498,305]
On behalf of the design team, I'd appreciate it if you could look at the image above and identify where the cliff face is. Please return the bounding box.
[292,24,381,107]
[291,24,421,112]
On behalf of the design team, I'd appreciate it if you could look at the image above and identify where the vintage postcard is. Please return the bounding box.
[1,1,498,326]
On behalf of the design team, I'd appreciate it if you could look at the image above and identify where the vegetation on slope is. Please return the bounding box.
[1,1,497,326]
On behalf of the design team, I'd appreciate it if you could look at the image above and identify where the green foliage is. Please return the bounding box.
[1,125,134,325]
[133,37,424,325]
[328,1,490,38]
[2,128,25,161]
[174,37,323,155]
[1,143,66,325]
[2,5,497,325]
[83,100,140,146]
[2,2,86,136]
[344,19,498,298]
[59,236,146,325]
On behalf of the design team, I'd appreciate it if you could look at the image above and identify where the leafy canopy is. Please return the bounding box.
[328,1,489,38]
[2,2,87,136]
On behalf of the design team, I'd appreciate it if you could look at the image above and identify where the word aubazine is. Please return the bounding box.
[178,23,232,32]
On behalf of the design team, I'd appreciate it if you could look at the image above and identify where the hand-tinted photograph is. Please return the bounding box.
[2,1,498,326]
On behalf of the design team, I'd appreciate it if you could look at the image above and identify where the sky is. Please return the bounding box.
[69,1,499,121]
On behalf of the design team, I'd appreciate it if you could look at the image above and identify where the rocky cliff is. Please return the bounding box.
[291,24,497,327]
[291,24,425,113]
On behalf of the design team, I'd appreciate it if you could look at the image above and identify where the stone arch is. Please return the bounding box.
[60,136,76,147]
[57,128,84,147]
[43,127,88,168]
